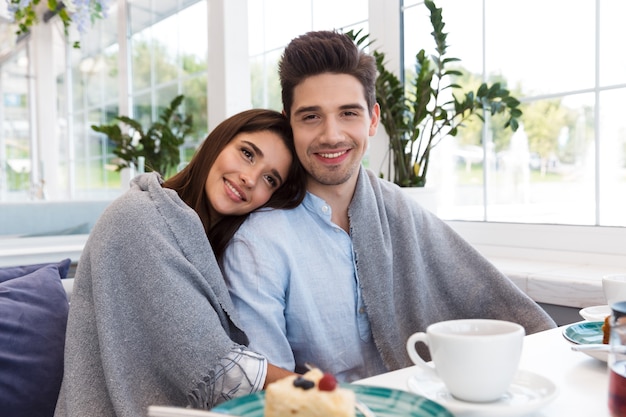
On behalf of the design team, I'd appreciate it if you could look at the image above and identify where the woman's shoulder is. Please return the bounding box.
[91,174,177,236]
[105,182,157,218]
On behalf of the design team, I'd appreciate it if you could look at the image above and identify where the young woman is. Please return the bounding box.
[55,109,306,417]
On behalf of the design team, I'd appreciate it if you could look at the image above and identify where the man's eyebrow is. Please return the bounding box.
[339,103,366,111]
[293,105,321,116]
[242,140,284,185]
[293,103,366,115]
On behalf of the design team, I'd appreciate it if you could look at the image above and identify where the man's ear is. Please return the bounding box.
[369,103,380,137]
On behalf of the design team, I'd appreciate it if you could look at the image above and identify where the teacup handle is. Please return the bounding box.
[406,332,437,376]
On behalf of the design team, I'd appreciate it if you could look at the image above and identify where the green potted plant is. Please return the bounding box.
[92,94,194,179]
[349,0,522,188]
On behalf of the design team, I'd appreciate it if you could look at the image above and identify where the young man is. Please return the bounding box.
[221,30,556,382]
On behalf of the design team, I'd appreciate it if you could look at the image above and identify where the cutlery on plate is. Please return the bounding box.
[147,405,236,417]
[570,344,626,353]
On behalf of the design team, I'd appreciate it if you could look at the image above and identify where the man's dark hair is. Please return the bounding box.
[279,30,377,119]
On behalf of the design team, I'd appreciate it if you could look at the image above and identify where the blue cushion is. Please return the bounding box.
[0,264,69,417]
[0,258,71,282]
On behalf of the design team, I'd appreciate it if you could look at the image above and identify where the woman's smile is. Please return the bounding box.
[224,178,246,202]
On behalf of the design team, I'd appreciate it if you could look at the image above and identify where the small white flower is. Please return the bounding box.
[63,0,78,14]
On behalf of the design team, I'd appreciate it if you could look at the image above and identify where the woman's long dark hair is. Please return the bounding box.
[163,109,306,259]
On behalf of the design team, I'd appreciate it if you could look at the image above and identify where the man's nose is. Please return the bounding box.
[321,118,343,141]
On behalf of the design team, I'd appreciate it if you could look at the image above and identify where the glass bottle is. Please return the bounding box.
[608,301,626,417]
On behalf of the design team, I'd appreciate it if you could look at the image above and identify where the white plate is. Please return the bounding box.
[407,369,558,417]
[579,305,610,322]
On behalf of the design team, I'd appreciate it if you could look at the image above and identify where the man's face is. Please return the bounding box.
[288,73,379,191]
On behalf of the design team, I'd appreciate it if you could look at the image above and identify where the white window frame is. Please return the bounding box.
[3,0,624,267]
[366,0,626,266]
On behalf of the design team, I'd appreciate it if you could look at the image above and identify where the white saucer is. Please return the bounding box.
[579,305,610,322]
[407,369,558,417]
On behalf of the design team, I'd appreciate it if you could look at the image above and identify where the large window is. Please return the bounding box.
[402,0,626,227]
[0,0,209,203]
[1,0,624,257]
[72,0,209,195]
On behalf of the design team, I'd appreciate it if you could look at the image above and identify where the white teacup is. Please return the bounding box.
[406,319,525,403]
[603,274,626,307]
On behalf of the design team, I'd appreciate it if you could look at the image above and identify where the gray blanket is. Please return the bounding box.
[349,169,556,368]
[55,173,248,417]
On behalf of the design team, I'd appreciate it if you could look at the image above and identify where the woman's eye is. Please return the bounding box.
[264,175,278,187]
[242,148,253,160]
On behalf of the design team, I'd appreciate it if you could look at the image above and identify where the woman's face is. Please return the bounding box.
[206,130,292,218]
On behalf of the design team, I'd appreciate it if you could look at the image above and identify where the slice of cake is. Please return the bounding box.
[264,368,355,417]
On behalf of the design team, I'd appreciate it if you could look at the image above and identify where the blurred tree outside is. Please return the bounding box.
[401,61,594,181]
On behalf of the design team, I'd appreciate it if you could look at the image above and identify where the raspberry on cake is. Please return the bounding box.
[264,368,356,417]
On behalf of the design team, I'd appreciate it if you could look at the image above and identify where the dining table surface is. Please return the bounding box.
[354,322,610,417]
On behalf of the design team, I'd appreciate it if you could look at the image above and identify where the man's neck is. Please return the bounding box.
[307,176,358,233]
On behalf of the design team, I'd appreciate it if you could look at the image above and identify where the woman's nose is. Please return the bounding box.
[240,169,258,188]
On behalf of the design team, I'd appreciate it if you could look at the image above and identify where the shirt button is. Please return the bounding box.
[321,205,330,214]
[359,307,365,314]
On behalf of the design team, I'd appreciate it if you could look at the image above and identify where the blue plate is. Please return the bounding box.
[562,321,608,361]
[212,383,453,416]
[562,321,604,345]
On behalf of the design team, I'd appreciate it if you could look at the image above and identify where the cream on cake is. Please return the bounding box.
[264,368,355,417]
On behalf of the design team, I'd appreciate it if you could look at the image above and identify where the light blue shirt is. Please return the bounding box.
[222,192,387,382]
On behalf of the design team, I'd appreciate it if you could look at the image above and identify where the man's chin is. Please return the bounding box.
[307,168,355,187]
